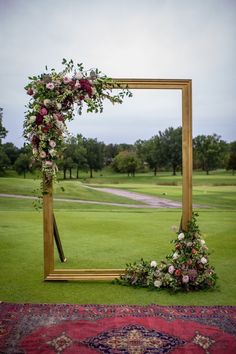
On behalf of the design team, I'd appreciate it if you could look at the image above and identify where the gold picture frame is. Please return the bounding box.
[43,79,192,281]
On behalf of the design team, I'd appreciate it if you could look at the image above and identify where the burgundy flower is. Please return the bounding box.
[188,269,198,281]
[36,114,44,125]
[32,135,40,147]
[27,88,34,95]
[42,124,52,133]
[79,79,93,97]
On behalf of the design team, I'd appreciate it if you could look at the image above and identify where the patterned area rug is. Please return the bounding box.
[0,303,235,353]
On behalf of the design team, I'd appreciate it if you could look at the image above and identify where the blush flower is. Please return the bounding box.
[182,275,189,283]
[44,160,53,167]
[63,76,71,84]
[168,265,175,274]
[46,82,55,90]
[49,140,56,148]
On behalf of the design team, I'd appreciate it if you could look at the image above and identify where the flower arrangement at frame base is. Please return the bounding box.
[117,213,217,292]
[24,59,132,183]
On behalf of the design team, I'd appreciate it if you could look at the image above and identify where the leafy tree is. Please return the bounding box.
[0,108,8,144]
[0,148,10,175]
[160,127,182,175]
[227,141,236,174]
[136,136,165,176]
[84,138,104,178]
[14,153,32,178]
[112,150,141,176]
[104,143,120,165]
[2,142,19,166]
[193,134,226,174]
[74,134,87,178]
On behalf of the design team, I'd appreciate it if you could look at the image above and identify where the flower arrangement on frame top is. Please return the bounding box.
[23,58,132,181]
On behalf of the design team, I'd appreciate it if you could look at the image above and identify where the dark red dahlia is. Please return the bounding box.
[36,114,44,125]
[32,135,40,147]
[79,79,93,97]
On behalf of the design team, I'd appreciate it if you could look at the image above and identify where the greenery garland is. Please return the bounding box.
[117,213,217,292]
[23,59,132,181]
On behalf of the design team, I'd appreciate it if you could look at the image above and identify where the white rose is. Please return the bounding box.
[200,257,208,264]
[49,149,56,157]
[173,252,179,260]
[178,232,185,240]
[29,115,36,123]
[150,260,157,268]
[154,280,162,288]
[43,99,51,107]
[200,239,206,245]
[56,102,62,110]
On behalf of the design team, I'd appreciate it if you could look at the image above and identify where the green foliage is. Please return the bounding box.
[227,141,236,174]
[14,153,32,178]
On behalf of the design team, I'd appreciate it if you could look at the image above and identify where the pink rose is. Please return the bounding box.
[168,265,175,274]
[45,160,53,167]
[63,76,71,84]
[40,107,48,116]
[49,140,56,148]
[182,275,189,283]
[74,80,81,89]
[46,82,54,90]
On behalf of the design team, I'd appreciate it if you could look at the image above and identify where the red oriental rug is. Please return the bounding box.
[0,303,235,353]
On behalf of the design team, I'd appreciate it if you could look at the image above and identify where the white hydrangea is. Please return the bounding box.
[154,280,162,288]
[150,260,157,268]
[200,257,208,264]
[178,232,185,240]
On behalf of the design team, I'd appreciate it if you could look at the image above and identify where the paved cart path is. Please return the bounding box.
[87,187,182,208]
[0,191,182,208]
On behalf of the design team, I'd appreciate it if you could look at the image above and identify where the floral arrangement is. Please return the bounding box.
[118,213,217,292]
[23,59,132,181]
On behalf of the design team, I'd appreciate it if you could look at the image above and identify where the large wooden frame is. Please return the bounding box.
[43,79,192,281]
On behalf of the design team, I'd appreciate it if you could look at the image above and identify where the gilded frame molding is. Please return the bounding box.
[43,78,192,281]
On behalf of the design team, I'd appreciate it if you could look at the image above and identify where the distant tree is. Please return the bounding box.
[104,143,120,165]
[84,138,105,178]
[136,136,165,176]
[160,127,182,175]
[227,141,236,175]
[74,134,87,178]
[193,134,226,174]
[14,153,32,178]
[2,142,19,166]
[0,148,10,174]
[0,108,8,144]
[112,150,141,176]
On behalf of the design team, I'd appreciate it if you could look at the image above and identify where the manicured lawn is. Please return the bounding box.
[0,172,235,305]
[0,197,235,305]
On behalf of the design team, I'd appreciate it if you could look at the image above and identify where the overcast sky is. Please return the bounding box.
[0,0,235,147]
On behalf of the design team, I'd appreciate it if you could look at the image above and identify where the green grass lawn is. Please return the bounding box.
[0,172,235,305]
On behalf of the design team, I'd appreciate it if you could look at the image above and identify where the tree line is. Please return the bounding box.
[0,107,236,177]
